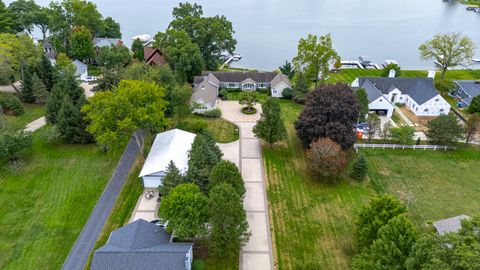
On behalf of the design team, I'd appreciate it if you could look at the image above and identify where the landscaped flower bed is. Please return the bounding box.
[241,106,257,115]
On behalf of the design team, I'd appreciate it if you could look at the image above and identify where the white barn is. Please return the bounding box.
[139,129,196,188]
[352,77,450,118]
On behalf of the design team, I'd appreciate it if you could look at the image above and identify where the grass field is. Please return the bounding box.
[0,132,118,270]
[264,100,480,269]
[6,103,44,130]
[177,115,239,143]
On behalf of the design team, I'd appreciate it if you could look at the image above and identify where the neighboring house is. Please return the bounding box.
[190,71,292,109]
[144,47,167,66]
[93,38,123,48]
[42,42,56,65]
[351,77,450,117]
[91,219,193,270]
[433,214,471,235]
[72,60,88,81]
[453,80,480,107]
[139,129,196,188]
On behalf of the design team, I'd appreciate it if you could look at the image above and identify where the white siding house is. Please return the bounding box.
[139,129,196,188]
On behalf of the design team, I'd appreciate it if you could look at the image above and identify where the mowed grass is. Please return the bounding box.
[364,148,480,227]
[265,100,480,269]
[0,132,118,270]
[204,117,239,143]
[6,103,45,130]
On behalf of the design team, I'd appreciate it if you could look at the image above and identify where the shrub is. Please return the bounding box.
[39,125,61,145]
[219,89,228,100]
[177,118,208,133]
[0,93,24,116]
[0,130,33,163]
[192,260,205,270]
[282,87,293,99]
[351,153,368,181]
[257,88,268,94]
[199,108,221,118]
[306,138,347,181]
[435,79,455,94]
[381,63,402,77]
[390,126,415,145]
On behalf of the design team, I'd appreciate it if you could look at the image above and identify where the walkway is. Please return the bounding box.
[130,189,160,223]
[24,116,46,132]
[218,100,274,270]
[61,135,140,270]
[394,105,415,126]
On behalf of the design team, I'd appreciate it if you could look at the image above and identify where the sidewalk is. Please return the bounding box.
[24,116,46,132]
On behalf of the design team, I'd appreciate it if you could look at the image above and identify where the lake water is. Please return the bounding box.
[9,0,480,70]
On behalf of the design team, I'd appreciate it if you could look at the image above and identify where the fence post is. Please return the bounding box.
[434,145,437,150]
[424,145,427,150]
[413,145,416,150]
[393,144,396,149]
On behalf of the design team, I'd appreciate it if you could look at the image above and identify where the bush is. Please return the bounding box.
[219,89,228,100]
[0,93,24,116]
[0,131,33,163]
[257,88,268,94]
[351,153,368,181]
[282,87,293,99]
[306,138,347,181]
[177,118,208,133]
[39,125,61,144]
[435,79,455,94]
[390,126,415,145]
[192,260,205,270]
[198,108,221,118]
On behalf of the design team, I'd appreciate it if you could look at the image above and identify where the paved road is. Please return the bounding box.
[61,135,140,270]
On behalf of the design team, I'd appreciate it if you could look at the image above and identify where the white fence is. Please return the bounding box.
[354,144,455,151]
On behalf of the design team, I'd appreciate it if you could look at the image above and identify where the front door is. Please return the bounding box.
[243,83,255,91]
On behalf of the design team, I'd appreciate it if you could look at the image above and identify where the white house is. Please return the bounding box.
[72,59,88,81]
[139,129,196,188]
[191,71,292,109]
[352,77,450,117]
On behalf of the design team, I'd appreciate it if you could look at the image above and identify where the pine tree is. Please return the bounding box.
[32,74,48,104]
[45,83,65,125]
[158,161,185,196]
[253,98,286,147]
[37,54,54,91]
[351,153,368,181]
[57,95,93,144]
[208,183,250,258]
[131,38,144,61]
[20,69,35,103]
[187,133,222,193]
[209,160,245,196]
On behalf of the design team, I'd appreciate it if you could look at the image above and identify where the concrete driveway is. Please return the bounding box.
[218,100,261,123]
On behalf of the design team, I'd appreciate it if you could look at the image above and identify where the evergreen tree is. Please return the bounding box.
[467,95,480,114]
[45,82,65,124]
[158,161,185,196]
[131,38,144,61]
[32,74,48,104]
[36,54,54,91]
[426,114,464,145]
[0,1,15,33]
[351,153,368,181]
[187,133,222,193]
[293,72,309,104]
[57,95,92,144]
[355,88,369,121]
[253,98,286,147]
[208,183,250,258]
[209,160,245,196]
[202,130,223,159]
[20,69,35,103]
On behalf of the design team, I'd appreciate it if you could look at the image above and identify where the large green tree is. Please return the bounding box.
[426,114,463,145]
[154,29,204,82]
[20,68,35,103]
[95,44,131,69]
[209,160,245,196]
[168,2,236,70]
[159,183,208,239]
[293,34,338,88]
[101,17,121,38]
[419,33,476,79]
[0,33,41,81]
[253,97,286,147]
[57,94,92,144]
[69,26,93,61]
[467,95,480,114]
[131,38,144,61]
[355,88,369,121]
[32,74,48,104]
[7,0,38,33]
[82,80,168,151]
[355,195,407,250]
[0,1,16,33]
[158,161,185,197]
[279,60,295,79]
[208,183,250,258]
[36,54,54,90]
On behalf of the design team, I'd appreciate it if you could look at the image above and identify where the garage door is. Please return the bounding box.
[370,109,388,115]
[142,176,162,188]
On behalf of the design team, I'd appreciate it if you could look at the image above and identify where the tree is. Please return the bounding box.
[239,92,257,112]
[187,133,223,194]
[306,138,347,180]
[419,33,476,79]
[390,126,415,145]
[33,7,50,40]
[381,63,402,77]
[465,114,480,144]
[83,80,168,151]
[0,93,24,115]
[355,195,406,250]
[353,215,417,270]
[0,1,15,33]
[351,153,368,181]
[294,83,359,150]
[95,45,131,69]
[279,60,295,79]
[7,0,38,33]
[57,94,92,144]
[292,72,310,104]
[467,95,480,114]
[0,129,32,163]
[169,2,237,70]
[131,38,144,61]
[0,33,42,80]
[159,183,208,239]
[366,113,381,141]
[208,183,250,258]
[253,98,286,147]
[46,80,66,124]
[355,88,369,121]
[293,34,338,88]
[158,161,185,197]
[20,68,35,103]
[92,66,123,92]
[54,0,105,37]
[101,17,121,38]
[36,54,54,91]
[209,160,245,197]
[32,74,48,104]
[380,121,392,142]
[154,29,204,82]
[69,26,93,61]
[426,114,463,145]
[434,79,455,95]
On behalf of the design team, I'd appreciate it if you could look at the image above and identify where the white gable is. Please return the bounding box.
[139,129,196,177]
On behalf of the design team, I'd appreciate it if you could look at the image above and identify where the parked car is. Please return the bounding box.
[83,76,97,82]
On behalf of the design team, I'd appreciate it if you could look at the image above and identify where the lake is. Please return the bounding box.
[8,0,480,70]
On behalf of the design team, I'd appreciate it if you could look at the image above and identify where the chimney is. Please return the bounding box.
[388,69,396,78]
[427,70,436,78]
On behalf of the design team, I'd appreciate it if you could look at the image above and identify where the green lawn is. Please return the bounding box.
[264,100,480,269]
[0,132,119,270]
[204,117,239,143]
[6,103,45,130]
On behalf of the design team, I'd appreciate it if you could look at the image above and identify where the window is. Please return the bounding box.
[424,108,429,112]
[228,83,236,88]
[379,99,383,102]
[440,108,444,113]
[435,98,439,102]
[258,83,267,88]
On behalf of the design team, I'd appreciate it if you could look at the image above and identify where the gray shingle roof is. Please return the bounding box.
[357,77,439,105]
[191,80,218,106]
[357,79,383,103]
[455,80,480,105]
[433,214,471,235]
[72,60,87,77]
[202,71,279,83]
[91,219,192,270]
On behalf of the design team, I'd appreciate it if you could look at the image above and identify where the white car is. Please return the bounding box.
[84,76,97,82]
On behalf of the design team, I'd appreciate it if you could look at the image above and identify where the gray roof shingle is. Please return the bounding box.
[201,71,279,83]
[433,214,471,235]
[455,80,480,105]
